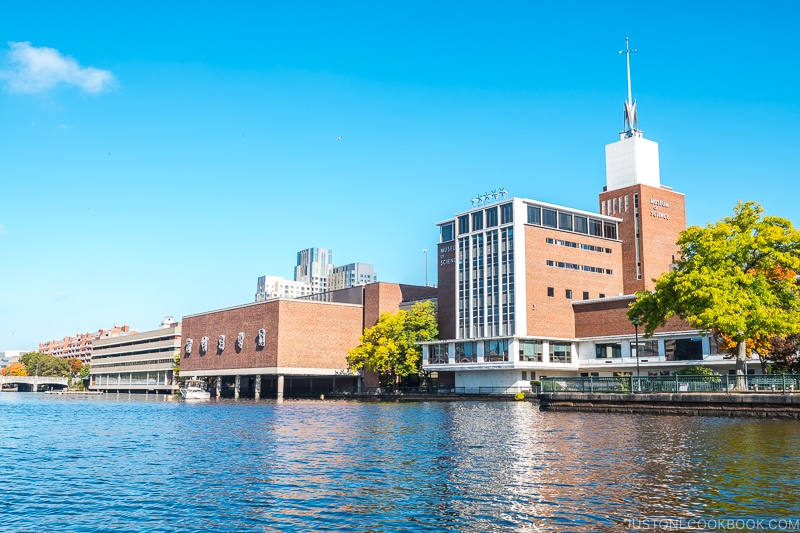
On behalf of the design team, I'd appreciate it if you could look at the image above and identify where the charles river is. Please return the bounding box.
[2,394,798,533]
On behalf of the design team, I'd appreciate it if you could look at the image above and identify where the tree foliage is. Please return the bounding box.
[67,358,83,375]
[79,364,91,379]
[628,202,800,380]
[766,334,800,374]
[1,362,27,376]
[19,352,72,377]
[347,300,438,387]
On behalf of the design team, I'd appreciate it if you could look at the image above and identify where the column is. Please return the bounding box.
[277,375,285,403]
[254,374,261,400]
[216,377,222,398]
[235,375,241,399]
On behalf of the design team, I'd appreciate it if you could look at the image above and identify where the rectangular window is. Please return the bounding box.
[582,291,589,300]
[500,203,513,224]
[542,209,557,228]
[440,223,454,243]
[550,342,572,363]
[519,340,543,362]
[558,211,573,231]
[599,293,605,298]
[458,215,469,235]
[632,340,659,359]
[589,218,603,236]
[574,215,588,234]
[428,344,448,364]
[522,371,527,380]
[547,287,554,298]
[565,289,573,299]
[595,343,622,359]
[455,342,476,363]
[485,207,498,227]
[472,211,484,231]
[603,222,618,240]
[664,338,703,361]
[484,339,509,362]
[527,205,541,225]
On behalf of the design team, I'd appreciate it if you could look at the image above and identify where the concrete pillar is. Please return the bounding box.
[254,374,261,400]
[216,377,222,398]
[277,375,285,403]
[235,375,241,399]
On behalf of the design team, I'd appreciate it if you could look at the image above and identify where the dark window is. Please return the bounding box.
[589,218,603,236]
[527,206,541,225]
[574,216,588,234]
[455,342,476,363]
[472,211,484,231]
[583,291,589,300]
[664,338,703,361]
[500,203,513,224]
[458,215,469,234]
[542,209,557,228]
[565,289,573,299]
[558,212,573,231]
[440,223,454,242]
[603,222,617,240]
[595,343,622,358]
[599,293,605,298]
[547,287,554,298]
[485,207,498,227]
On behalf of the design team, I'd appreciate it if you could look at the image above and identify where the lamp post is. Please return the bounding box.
[632,317,640,378]
[422,248,428,287]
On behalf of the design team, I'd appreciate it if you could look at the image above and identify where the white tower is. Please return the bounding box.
[605,37,661,192]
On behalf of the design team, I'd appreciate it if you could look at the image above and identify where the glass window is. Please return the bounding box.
[440,223,454,243]
[565,289,573,299]
[583,291,589,300]
[664,339,703,361]
[519,340,543,362]
[472,211,484,231]
[595,343,622,359]
[603,222,617,240]
[484,339,509,362]
[547,287,554,297]
[542,209,557,228]
[558,212,573,231]
[486,207,498,227]
[574,215,588,234]
[589,218,603,236]
[458,215,469,235]
[455,342,476,363]
[550,342,572,363]
[501,203,513,224]
[527,205,541,225]
[428,344,448,364]
[632,340,659,359]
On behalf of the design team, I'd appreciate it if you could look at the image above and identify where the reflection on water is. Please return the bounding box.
[1,394,798,532]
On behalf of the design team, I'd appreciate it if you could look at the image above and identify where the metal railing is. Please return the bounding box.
[330,385,533,398]
[541,374,800,394]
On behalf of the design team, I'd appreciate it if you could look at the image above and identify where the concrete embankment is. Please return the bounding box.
[537,392,800,418]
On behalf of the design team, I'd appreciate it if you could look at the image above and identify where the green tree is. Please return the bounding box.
[674,365,720,382]
[19,352,72,377]
[628,202,800,388]
[347,300,438,389]
[79,364,91,379]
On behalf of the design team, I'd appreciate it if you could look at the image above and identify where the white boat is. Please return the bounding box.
[180,379,211,400]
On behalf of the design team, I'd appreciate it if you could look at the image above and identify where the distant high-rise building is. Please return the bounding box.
[255,275,313,302]
[328,263,378,291]
[295,248,334,293]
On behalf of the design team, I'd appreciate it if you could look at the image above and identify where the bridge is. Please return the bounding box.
[0,375,69,391]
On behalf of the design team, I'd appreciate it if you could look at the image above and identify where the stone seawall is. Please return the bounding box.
[537,392,800,418]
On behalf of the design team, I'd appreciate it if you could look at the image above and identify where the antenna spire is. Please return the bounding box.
[619,37,638,136]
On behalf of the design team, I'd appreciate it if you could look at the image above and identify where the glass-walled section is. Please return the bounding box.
[526,203,618,240]
[455,202,516,340]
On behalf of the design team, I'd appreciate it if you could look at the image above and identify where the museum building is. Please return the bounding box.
[421,94,735,391]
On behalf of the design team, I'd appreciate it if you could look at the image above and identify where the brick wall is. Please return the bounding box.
[573,296,693,338]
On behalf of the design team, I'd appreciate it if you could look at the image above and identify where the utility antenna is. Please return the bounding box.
[619,37,638,135]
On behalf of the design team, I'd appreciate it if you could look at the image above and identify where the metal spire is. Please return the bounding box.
[619,37,638,135]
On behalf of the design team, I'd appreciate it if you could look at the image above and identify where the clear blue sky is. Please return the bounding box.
[2,1,799,350]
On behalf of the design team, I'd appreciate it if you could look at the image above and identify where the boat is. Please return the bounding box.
[180,379,211,400]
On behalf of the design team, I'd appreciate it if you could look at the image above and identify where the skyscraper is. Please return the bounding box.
[294,248,334,293]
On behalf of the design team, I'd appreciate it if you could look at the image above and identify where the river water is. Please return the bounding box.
[1,394,798,532]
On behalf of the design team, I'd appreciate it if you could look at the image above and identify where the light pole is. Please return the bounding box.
[422,248,428,287]
[632,317,640,378]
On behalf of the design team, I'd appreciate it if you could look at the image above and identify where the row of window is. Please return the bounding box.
[92,358,175,369]
[93,335,179,353]
[452,203,514,236]
[92,346,179,361]
[595,339,705,361]
[545,238,612,254]
[548,287,605,299]
[428,339,572,364]
[545,260,613,275]
[527,205,618,240]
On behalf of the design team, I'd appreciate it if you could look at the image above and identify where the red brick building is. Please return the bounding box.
[180,283,436,398]
[39,325,136,364]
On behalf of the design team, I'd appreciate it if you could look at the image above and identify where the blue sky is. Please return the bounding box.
[2,1,799,350]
